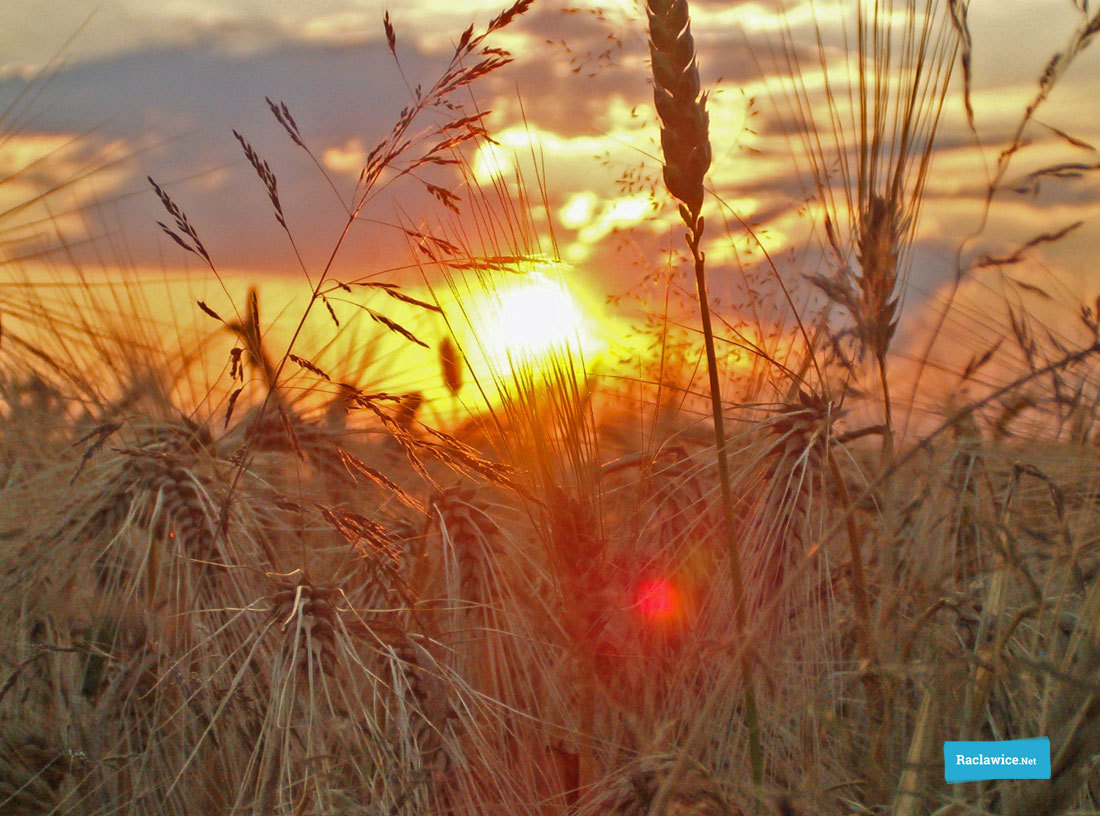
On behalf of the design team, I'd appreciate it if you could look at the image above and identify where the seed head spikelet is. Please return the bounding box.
[582,754,739,815]
[439,335,463,397]
[856,193,903,362]
[647,0,711,222]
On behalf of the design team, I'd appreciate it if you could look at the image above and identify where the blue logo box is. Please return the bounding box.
[944,738,1051,782]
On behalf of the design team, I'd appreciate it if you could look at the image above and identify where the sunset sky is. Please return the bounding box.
[1,0,1098,395]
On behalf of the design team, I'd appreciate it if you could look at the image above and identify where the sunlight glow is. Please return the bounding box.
[472,141,515,184]
[602,195,651,225]
[465,269,595,371]
[576,194,654,244]
[559,192,598,229]
[322,138,368,174]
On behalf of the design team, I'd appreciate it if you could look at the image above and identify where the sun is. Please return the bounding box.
[462,268,597,372]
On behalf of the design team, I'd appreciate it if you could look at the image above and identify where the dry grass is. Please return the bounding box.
[3,1,1100,815]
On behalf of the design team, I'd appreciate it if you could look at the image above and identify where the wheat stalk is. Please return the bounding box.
[778,0,961,462]
[646,0,763,787]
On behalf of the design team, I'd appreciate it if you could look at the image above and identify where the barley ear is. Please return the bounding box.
[857,193,902,363]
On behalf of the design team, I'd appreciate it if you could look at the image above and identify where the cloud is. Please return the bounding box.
[0,32,465,275]
[0,0,1098,352]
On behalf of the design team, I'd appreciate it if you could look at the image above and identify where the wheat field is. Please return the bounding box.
[3,1,1100,814]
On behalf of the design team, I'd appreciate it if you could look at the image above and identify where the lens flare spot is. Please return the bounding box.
[635,576,681,624]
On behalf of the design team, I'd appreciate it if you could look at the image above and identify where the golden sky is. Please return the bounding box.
[1,0,1098,387]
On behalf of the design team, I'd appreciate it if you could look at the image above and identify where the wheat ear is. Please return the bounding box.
[646,0,762,788]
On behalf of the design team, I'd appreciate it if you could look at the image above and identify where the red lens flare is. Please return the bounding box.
[635,576,681,624]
